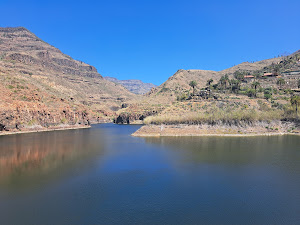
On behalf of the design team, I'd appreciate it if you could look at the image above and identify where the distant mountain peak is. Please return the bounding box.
[104,76,157,95]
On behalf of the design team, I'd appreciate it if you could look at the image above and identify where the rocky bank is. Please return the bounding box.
[132,121,300,137]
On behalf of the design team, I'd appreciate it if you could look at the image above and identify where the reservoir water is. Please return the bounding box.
[0,124,300,225]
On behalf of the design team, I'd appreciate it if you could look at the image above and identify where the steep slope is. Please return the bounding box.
[146,69,220,100]
[0,27,136,130]
[147,56,285,101]
[104,76,157,94]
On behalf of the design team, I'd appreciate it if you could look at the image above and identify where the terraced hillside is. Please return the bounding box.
[0,27,136,130]
[116,52,299,124]
[146,54,299,101]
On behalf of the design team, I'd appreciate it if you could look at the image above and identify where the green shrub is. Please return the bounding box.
[61,118,68,124]
[247,89,256,97]
[177,93,187,101]
[264,93,272,101]
[28,119,37,126]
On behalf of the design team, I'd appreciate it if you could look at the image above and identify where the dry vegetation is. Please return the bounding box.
[0,27,140,131]
[141,90,300,127]
[134,51,300,129]
[1,27,299,135]
[144,108,284,125]
[133,95,300,136]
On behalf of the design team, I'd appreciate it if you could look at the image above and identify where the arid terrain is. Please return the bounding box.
[117,51,300,125]
[0,27,139,132]
[116,51,300,136]
[1,26,299,135]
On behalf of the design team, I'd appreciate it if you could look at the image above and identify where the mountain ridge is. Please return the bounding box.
[104,76,157,95]
[0,26,136,131]
[1,26,299,130]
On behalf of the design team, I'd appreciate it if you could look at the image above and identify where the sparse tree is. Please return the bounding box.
[273,65,280,75]
[264,93,272,101]
[206,79,213,87]
[219,76,225,89]
[224,74,229,87]
[253,71,261,80]
[234,71,245,81]
[219,75,229,90]
[251,81,261,96]
[277,78,285,89]
[247,89,256,98]
[212,84,218,90]
[230,79,241,94]
[264,89,272,101]
[291,95,300,114]
[189,80,197,96]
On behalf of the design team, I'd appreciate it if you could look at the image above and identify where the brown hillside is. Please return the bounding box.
[147,56,284,101]
[0,27,136,130]
[220,57,283,74]
[147,69,219,101]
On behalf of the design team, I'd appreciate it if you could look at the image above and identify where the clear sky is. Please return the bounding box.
[0,0,299,85]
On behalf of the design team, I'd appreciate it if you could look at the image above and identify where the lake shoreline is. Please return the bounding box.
[0,124,91,136]
[132,124,300,137]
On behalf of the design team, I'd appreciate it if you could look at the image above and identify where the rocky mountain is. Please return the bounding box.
[1,26,298,130]
[104,76,156,95]
[0,27,136,131]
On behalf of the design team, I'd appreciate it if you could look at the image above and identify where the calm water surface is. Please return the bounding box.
[0,124,300,225]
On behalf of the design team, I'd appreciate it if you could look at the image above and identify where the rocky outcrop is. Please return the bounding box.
[0,107,91,131]
[114,110,159,124]
[0,26,136,132]
[4,52,101,78]
[0,124,7,131]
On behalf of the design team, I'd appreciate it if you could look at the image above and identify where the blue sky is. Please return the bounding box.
[0,0,299,85]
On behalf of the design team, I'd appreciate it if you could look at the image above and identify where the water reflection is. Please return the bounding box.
[0,128,105,189]
[144,135,300,169]
[0,125,300,225]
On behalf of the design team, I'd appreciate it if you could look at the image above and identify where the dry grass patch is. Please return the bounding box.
[144,107,284,125]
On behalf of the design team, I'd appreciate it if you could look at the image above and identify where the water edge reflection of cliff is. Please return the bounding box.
[0,128,105,189]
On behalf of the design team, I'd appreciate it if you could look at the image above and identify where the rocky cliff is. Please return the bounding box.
[0,27,136,131]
